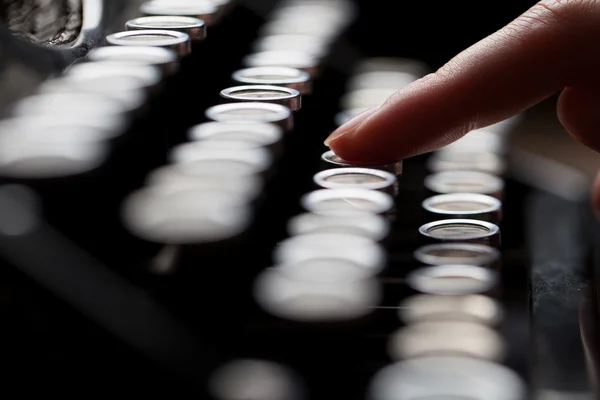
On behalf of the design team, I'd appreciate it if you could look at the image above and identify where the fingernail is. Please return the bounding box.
[324,107,377,146]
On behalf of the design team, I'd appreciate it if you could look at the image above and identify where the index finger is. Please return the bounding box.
[326,0,600,163]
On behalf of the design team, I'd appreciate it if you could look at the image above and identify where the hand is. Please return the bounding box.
[325,0,600,208]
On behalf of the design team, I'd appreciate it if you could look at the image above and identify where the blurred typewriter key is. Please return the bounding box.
[253,268,381,322]
[438,129,506,154]
[368,356,526,400]
[125,16,207,42]
[334,107,369,127]
[354,57,430,77]
[406,264,499,295]
[208,359,306,400]
[167,146,273,177]
[253,34,329,59]
[87,46,179,76]
[340,88,397,110]
[419,219,501,246]
[273,232,386,272]
[399,294,504,326]
[146,164,264,201]
[106,30,191,57]
[277,257,382,283]
[287,212,390,241]
[232,67,312,95]
[205,103,293,132]
[220,85,301,112]
[188,122,284,155]
[321,150,402,176]
[388,321,506,361]
[424,170,505,198]
[347,71,418,91]
[122,186,252,245]
[313,168,397,195]
[259,18,342,41]
[414,243,501,267]
[422,193,502,223]
[301,188,395,216]
[139,0,221,26]
[242,51,320,78]
[427,151,506,175]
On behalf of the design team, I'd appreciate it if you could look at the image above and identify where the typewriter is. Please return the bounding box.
[0,0,598,399]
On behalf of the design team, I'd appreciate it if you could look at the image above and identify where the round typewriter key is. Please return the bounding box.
[253,268,381,322]
[388,321,506,361]
[87,46,179,75]
[368,356,526,400]
[146,164,263,201]
[419,219,500,246]
[208,359,305,400]
[122,187,252,244]
[424,170,505,198]
[126,15,206,42]
[422,193,502,223]
[301,188,395,216]
[414,243,501,267]
[278,257,380,283]
[354,57,430,77]
[253,34,329,59]
[287,212,390,241]
[168,146,273,176]
[406,264,499,295]
[439,129,506,154]
[334,107,369,127]
[321,150,402,176]
[205,103,293,132]
[188,122,283,154]
[427,151,506,175]
[340,88,397,110]
[232,67,312,95]
[106,30,191,57]
[242,51,320,78]
[347,70,418,91]
[273,232,386,272]
[66,61,162,87]
[399,294,504,325]
[258,18,342,41]
[139,0,220,26]
[0,137,109,179]
[220,85,301,111]
[313,168,397,195]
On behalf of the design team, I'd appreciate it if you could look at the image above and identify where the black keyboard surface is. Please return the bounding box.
[0,1,597,399]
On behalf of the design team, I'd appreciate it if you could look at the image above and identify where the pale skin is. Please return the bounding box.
[325,0,600,212]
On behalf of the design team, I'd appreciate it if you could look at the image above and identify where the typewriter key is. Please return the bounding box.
[301,188,394,216]
[126,15,206,42]
[208,359,305,400]
[273,232,386,272]
[424,170,505,198]
[368,356,526,400]
[287,212,390,241]
[146,164,264,201]
[188,122,284,154]
[242,51,320,78]
[253,268,381,322]
[414,243,501,267]
[354,57,430,77]
[106,30,191,57]
[427,151,506,175]
[419,219,501,246]
[399,294,504,325]
[258,18,342,41]
[253,34,329,58]
[438,129,506,154]
[334,107,369,127]
[347,70,418,91]
[278,257,381,283]
[340,88,397,110]
[168,146,273,176]
[0,137,109,179]
[406,264,499,295]
[139,0,220,26]
[388,320,506,361]
[313,168,397,195]
[122,187,252,244]
[220,85,301,111]
[422,193,502,223]
[205,103,293,132]
[87,46,179,76]
[232,67,312,95]
[321,150,403,176]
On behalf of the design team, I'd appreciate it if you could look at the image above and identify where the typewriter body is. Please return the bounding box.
[0,1,598,399]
